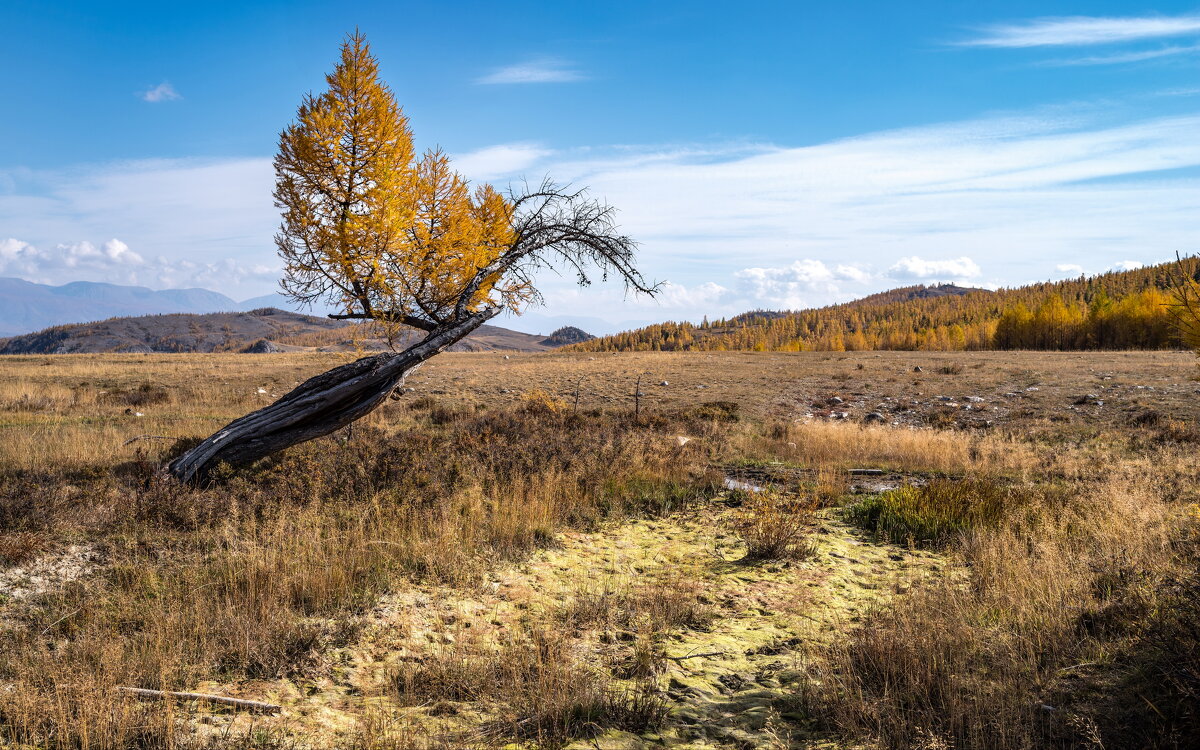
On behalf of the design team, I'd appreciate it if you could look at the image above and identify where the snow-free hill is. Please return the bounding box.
[569,260,1199,352]
[539,326,595,347]
[0,308,556,354]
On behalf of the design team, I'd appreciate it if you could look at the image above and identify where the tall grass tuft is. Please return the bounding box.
[845,478,1015,547]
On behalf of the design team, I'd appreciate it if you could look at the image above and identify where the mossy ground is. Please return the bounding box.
[161,492,943,749]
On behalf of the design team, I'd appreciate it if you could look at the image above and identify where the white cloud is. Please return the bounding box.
[453,143,553,182]
[56,239,145,268]
[1055,263,1085,275]
[476,58,584,85]
[4,101,1200,320]
[1043,43,1200,66]
[0,236,276,290]
[1109,260,1145,271]
[889,256,982,281]
[0,157,276,295]
[732,260,873,309]
[141,82,181,102]
[0,237,37,263]
[962,15,1200,48]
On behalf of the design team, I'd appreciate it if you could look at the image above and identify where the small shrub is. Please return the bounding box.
[520,388,569,414]
[683,401,741,423]
[1155,419,1200,445]
[846,479,1011,547]
[1128,409,1164,428]
[735,490,818,561]
[937,363,964,375]
[562,578,714,632]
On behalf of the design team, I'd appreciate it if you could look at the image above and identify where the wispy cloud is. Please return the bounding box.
[476,58,584,85]
[141,82,181,102]
[2,103,1197,318]
[962,15,1200,48]
[453,143,553,181]
[1043,43,1200,66]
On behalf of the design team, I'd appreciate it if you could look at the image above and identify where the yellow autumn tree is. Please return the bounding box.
[169,32,655,483]
[274,32,526,345]
[274,32,412,319]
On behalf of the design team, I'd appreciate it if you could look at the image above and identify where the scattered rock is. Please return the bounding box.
[913,366,923,373]
[863,412,886,424]
[827,396,844,405]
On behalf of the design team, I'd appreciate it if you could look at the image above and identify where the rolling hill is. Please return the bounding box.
[571,260,1200,353]
[0,308,566,354]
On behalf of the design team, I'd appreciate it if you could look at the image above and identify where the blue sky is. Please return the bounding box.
[3,1,1200,331]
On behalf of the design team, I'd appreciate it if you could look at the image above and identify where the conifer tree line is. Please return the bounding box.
[570,257,1200,353]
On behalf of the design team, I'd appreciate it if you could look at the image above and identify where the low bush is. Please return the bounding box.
[846,478,1011,547]
[735,490,818,560]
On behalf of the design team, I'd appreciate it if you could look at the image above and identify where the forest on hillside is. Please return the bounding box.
[570,257,1200,352]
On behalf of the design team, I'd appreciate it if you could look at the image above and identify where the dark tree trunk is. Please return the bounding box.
[168,309,497,484]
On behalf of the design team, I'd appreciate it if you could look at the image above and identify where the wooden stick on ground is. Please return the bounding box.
[665,651,725,662]
[115,687,281,714]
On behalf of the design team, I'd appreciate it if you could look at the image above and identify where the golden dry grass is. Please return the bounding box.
[0,350,1197,749]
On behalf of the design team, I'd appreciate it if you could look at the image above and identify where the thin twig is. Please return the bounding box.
[115,687,281,714]
[665,650,725,662]
[39,608,81,637]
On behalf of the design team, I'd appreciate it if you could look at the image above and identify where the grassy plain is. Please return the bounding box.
[0,350,1198,749]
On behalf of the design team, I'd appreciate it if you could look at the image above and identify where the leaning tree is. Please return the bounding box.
[168,33,656,484]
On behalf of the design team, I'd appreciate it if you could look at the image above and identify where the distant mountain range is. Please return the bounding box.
[0,308,577,355]
[0,277,644,338]
[0,278,303,337]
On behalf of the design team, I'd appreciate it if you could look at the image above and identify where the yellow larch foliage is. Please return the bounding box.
[274,32,521,336]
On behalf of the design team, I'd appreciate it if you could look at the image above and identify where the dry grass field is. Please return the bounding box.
[1,350,1198,749]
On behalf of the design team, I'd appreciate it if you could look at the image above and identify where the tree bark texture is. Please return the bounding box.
[167,310,497,484]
